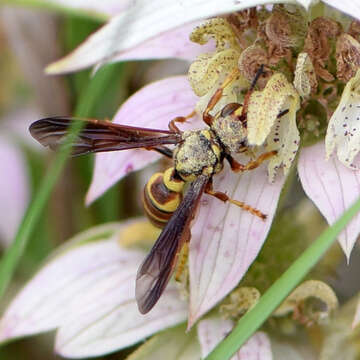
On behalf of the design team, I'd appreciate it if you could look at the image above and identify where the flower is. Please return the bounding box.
[0,220,187,357]
[0,218,345,359]
[5,5,360,360]
[0,219,273,358]
[42,1,360,328]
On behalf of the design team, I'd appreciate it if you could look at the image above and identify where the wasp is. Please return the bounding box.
[29,65,284,314]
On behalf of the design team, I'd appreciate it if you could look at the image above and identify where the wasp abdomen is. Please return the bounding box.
[143,168,184,228]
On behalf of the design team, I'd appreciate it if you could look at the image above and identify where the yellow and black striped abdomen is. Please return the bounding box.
[142,167,185,228]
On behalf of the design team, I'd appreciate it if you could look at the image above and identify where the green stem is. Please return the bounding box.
[206,195,360,360]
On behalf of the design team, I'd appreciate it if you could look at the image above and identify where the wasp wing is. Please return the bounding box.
[29,117,181,156]
[136,174,209,314]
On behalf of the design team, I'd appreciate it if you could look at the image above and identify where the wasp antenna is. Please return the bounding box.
[250,64,265,91]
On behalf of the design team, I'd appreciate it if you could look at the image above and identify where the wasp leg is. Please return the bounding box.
[153,146,173,158]
[237,64,265,126]
[168,110,197,133]
[203,68,241,126]
[205,180,266,220]
[226,150,277,172]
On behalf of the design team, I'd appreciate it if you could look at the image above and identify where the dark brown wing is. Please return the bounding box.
[29,117,181,156]
[136,174,209,314]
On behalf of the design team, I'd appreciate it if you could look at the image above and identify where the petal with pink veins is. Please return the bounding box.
[55,283,186,358]
[197,316,272,359]
[0,223,135,341]
[0,135,29,246]
[46,0,277,74]
[0,221,187,351]
[86,76,201,205]
[189,159,285,326]
[298,141,360,260]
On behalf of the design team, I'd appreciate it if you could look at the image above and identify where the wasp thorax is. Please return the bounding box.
[212,111,247,154]
[174,130,223,181]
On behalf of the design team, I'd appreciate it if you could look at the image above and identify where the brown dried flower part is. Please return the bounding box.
[219,287,260,320]
[336,33,360,82]
[304,17,342,82]
[274,280,338,326]
[238,45,272,89]
[294,52,318,97]
[348,20,360,42]
[263,5,307,66]
[265,5,307,50]
[228,8,258,32]
[190,18,239,51]
[225,8,258,48]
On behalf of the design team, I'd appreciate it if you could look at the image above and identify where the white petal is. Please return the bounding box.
[197,317,272,359]
[322,0,360,22]
[105,22,215,65]
[46,0,281,74]
[298,141,360,260]
[0,135,29,246]
[86,76,201,204]
[55,283,187,358]
[325,69,360,169]
[46,0,132,17]
[189,160,285,326]
[0,223,131,341]
[126,324,201,360]
[0,221,187,356]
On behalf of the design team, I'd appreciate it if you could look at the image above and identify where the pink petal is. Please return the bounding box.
[86,76,201,204]
[46,0,271,74]
[322,0,360,21]
[197,317,272,359]
[0,136,29,246]
[298,141,360,260]
[189,160,285,326]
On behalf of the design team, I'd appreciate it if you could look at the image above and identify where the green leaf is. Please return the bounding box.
[205,196,360,360]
